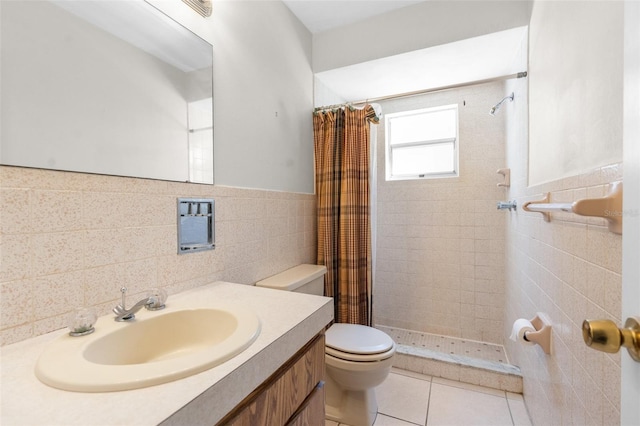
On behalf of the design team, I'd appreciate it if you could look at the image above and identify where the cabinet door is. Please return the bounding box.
[222,334,325,425]
[287,383,325,426]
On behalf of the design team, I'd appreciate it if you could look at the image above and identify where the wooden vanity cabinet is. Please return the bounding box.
[218,333,325,426]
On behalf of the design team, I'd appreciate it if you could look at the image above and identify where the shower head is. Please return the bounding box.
[489,92,515,115]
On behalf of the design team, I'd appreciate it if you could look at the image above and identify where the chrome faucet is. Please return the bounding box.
[497,200,517,211]
[113,287,163,322]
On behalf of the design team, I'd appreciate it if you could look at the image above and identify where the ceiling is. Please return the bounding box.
[281,1,529,107]
[314,26,528,104]
[282,0,427,34]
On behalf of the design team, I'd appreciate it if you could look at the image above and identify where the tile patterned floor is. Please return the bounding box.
[375,325,523,393]
[377,326,509,364]
[325,368,532,426]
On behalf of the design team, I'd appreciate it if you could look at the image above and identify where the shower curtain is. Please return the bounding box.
[313,105,378,326]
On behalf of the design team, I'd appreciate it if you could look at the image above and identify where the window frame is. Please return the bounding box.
[385,104,460,181]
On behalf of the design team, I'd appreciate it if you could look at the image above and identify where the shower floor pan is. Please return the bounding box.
[376,325,523,393]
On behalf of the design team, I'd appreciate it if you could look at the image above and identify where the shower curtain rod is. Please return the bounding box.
[314,71,527,112]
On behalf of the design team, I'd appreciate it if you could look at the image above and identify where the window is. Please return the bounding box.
[385,104,459,180]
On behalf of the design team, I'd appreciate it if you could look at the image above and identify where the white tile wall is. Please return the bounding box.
[503,166,623,425]
[374,82,508,344]
[0,166,316,345]
[504,75,622,424]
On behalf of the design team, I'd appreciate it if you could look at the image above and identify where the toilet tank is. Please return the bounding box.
[255,264,327,296]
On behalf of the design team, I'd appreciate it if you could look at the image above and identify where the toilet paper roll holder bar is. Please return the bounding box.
[523,314,552,355]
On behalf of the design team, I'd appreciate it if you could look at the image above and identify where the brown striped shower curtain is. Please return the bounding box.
[313,105,378,326]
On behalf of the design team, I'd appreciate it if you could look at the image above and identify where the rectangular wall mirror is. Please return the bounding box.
[0,0,214,184]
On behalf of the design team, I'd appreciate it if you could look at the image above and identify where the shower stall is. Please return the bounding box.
[372,80,522,391]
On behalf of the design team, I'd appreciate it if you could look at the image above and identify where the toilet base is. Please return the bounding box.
[325,374,378,426]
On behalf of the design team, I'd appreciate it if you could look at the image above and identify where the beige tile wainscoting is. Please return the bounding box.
[0,166,316,346]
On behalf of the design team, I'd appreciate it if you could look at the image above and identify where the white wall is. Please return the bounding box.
[528,1,624,185]
[152,0,315,194]
[313,77,347,108]
[215,2,314,194]
[621,1,640,424]
[312,0,532,73]
[504,2,623,424]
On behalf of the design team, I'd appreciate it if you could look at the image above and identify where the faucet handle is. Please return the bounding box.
[67,307,97,337]
[145,288,167,311]
[119,286,128,309]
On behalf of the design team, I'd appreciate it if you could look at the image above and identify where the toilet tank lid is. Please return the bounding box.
[255,264,327,291]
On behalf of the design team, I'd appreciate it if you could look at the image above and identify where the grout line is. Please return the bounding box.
[390,367,433,382]
[505,395,516,426]
[431,378,508,399]
[424,375,434,426]
[375,413,423,426]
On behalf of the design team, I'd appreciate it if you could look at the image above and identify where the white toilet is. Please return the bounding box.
[256,264,396,426]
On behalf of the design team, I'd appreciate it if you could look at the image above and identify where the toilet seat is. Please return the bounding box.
[326,323,396,362]
[326,345,396,362]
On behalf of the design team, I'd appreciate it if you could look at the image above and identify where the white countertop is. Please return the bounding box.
[0,282,334,426]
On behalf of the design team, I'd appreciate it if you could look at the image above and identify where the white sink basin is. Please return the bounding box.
[35,306,261,392]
